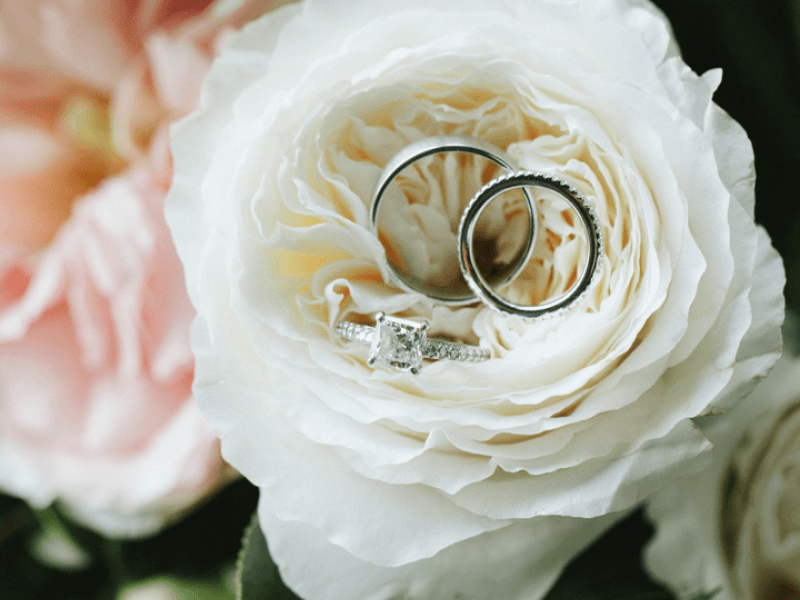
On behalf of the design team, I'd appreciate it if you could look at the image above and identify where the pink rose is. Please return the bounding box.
[0,0,288,536]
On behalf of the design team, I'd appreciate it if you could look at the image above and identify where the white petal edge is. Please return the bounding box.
[259,490,625,600]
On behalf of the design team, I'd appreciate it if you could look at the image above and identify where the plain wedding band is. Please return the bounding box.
[370,135,537,305]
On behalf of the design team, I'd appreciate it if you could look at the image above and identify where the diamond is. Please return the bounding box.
[368,314,428,374]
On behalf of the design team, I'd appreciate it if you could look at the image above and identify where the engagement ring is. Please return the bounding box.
[336,312,489,374]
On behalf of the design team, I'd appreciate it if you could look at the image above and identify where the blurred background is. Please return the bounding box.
[657,0,800,311]
[1,0,798,598]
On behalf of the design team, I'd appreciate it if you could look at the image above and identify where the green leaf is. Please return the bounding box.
[236,513,300,600]
[116,575,235,600]
[31,506,92,572]
[689,591,722,600]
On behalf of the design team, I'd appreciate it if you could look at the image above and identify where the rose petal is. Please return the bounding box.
[261,491,624,600]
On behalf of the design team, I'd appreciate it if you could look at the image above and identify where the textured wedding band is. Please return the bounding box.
[458,171,603,318]
[370,135,537,305]
[336,312,489,375]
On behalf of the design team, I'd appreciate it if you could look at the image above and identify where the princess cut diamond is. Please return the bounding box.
[368,313,428,374]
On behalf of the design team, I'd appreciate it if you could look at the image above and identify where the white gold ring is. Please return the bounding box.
[370,135,537,305]
[458,171,603,318]
[336,312,489,374]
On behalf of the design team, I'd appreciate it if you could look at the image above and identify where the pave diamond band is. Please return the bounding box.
[336,312,489,374]
[458,170,603,319]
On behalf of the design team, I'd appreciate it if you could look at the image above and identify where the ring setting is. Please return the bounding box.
[336,312,489,375]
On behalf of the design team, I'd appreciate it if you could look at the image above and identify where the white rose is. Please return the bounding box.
[646,337,800,600]
[166,0,785,598]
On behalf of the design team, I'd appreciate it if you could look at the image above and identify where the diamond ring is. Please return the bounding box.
[458,171,603,318]
[370,135,537,305]
[336,312,489,375]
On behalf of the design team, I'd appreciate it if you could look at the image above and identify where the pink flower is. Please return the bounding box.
[0,0,289,536]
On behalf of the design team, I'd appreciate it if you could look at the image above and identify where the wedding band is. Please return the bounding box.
[336,311,489,374]
[370,135,537,305]
[458,171,602,318]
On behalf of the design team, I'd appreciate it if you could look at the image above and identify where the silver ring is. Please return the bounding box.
[458,171,602,318]
[336,311,489,375]
[370,135,537,305]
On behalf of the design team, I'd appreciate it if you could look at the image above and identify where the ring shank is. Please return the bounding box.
[336,320,489,362]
